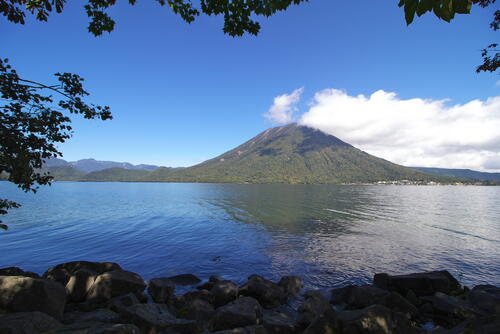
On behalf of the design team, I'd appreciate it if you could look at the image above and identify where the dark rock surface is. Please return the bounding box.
[1,261,498,334]
[0,311,62,334]
[0,275,67,320]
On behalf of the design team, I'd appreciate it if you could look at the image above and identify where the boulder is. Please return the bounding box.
[339,304,419,334]
[0,311,62,334]
[303,309,341,334]
[148,278,175,303]
[117,303,176,332]
[51,321,140,334]
[239,275,285,308]
[434,315,500,334]
[166,274,201,286]
[331,285,418,319]
[176,298,215,321]
[63,308,121,324]
[66,269,98,303]
[117,303,203,334]
[262,309,297,333]
[332,285,387,309]
[214,297,263,331]
[212,280,239,307]
[373,271,460,297]
[171,289,213,315]
[0,275,66,320]
[278,276,303,297]
[44,261,121,286]
[421,292,480,328]
[86,270,146,303]
[108,293,141,313]
[0,267,40,278]
[467,285,500,315]
[298,290,332,327]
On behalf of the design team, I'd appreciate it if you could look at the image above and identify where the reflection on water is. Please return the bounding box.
[1,182,499,289]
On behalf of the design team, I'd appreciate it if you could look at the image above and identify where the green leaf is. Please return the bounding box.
[0,224,8,231]
[452,0,472,14]
[404,0,418,24]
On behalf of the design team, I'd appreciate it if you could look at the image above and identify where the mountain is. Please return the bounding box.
[43,158,160,173]
[42,166,85,181]
[82,168,151,182]
[412,167,500,182]
[145,124,453,183]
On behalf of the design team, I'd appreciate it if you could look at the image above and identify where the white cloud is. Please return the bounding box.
[265,88,303,124]
[299,89,500,172]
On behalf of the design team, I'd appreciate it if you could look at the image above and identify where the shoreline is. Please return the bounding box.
[1,261,499,333]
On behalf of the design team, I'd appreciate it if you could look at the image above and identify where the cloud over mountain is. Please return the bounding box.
[297,89,500,172]
[265,88,303,124]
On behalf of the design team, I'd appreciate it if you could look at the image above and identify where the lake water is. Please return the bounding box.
[1,182,499,290]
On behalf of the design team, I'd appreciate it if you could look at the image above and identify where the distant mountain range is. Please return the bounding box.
[34,124,499,184]
[411,167,500,182]
[44,158,160,173]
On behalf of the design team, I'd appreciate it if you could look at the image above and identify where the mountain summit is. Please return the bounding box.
[147,124,437,183]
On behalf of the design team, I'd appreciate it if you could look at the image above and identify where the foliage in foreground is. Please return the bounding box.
[0,58,111,228]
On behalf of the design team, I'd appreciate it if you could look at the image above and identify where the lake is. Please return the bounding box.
[1,182,499,290]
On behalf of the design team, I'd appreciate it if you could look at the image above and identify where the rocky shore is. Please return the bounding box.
[0,262,498,334]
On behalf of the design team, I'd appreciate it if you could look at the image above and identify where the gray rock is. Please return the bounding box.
[433,315,500,334]
[171,289,213,315]
[239,275,285,308]
[52,321,140,334]
[86,270,146,303]
[63,309,121,324]
[373,271,461,297]
[175,298,215,321]
[468,285,500,315]
[421,292,480,328]
[212,280,239,307]
[167,274,201,286]
[298,290,332,327]
[278,276,302,297]
[0,311,62,334]
[303,309,341,334]
[44,261,121,286]
[107,293,141,313]
[148,278,175,303]
[262,309,297,334]
[117,303,177,333]
[214,297,263,331]
[0,267,40,279]
[66,269,98,303]
[330,285,418,319]
[339,304,419,334]
[0,275,66,320]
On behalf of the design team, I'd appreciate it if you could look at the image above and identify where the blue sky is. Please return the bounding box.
[2,0,498,168]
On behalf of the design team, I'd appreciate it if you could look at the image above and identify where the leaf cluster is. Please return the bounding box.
[1,0,308,37]
[398,0,494,24]
[0,58,111,226]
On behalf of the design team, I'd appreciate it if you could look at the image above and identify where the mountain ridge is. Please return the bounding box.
[44,158,160,173]
[34,124,499,184]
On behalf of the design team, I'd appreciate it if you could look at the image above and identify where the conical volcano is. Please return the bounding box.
[147,123,442,183]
